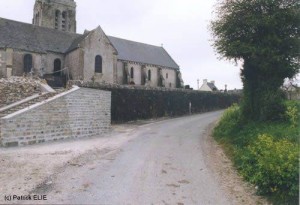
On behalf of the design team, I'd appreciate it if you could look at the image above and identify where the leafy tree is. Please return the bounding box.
[211,0,300,120]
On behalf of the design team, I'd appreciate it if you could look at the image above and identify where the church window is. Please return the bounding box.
[130,67,134,79]
[148,70,151,81]
[95,55,102,73]
[23,54,33,73]
[55,10,60,29]
[62,11,66,19]
[35,12,39,25]
[54,59,62,76]
[62,11,67,31]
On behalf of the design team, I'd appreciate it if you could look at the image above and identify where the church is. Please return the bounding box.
[0,0,184,88]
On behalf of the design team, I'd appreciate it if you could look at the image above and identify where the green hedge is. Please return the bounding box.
[69,81,240,123]
[110,88,240,123]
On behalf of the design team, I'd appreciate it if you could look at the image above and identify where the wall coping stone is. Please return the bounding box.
[0,93,43,112]
[2,86,80,120]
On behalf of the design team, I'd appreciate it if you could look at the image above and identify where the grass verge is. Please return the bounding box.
[213,101,299,204]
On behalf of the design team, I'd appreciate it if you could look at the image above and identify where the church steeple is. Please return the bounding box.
[33,0,77,33]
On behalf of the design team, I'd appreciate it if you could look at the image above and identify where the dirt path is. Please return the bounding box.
[0,111,269,204]
[201,122,270,205]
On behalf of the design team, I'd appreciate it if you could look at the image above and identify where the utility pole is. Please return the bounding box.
[197,79,200,90]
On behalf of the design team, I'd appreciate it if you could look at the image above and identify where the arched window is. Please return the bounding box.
[54,59,62,76]
[62,11,67,31]
[55,10,60,29]
[23,54,33,73]
[95,55,102,73]
[148,70,151,81]
[130,67,134,79]
[166,73,168,79]
[35,12,39,25]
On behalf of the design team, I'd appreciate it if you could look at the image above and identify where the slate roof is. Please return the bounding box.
[66,31,90,53]
[0,17,180,70]
[108,36,180,70]
[207,82,218,91]
[0,18,81,53]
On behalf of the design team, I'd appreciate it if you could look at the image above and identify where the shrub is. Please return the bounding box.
[238,134,299,202]
[285,101,299,128]
[213,104,241,138]
[259,90,286,121]
[286,106,298,128]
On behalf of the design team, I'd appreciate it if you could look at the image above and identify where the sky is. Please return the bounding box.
[0,0,244,90]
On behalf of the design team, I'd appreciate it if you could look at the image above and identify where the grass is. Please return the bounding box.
[213,101,300,204]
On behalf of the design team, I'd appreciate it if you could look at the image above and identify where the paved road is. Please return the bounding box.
[44,111,231,204]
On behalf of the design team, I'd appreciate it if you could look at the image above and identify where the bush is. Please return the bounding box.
[214,102,300,203]
[213,104,241,138]
[238,134,299,202]
[259,90,286,121]
[285,101,299,128]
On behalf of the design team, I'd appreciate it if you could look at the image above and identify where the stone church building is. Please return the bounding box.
[0,0,184,88]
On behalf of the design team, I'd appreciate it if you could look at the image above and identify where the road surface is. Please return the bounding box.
[37,111,232,204]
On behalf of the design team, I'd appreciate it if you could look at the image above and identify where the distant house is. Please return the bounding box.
[199,79,218,92]
[228,88,243,94]
[282,83,300,100]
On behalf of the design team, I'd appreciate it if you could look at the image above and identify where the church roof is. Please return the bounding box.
[0,17,180,70]
[108,36,180,70]
[0,18,80,53]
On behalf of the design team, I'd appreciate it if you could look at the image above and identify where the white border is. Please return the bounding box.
[2,86,80,119]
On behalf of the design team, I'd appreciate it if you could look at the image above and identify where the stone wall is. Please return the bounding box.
[0,50,7,78]
[65,48,84,80]
[116,61,177,88]
[44,52,65,75]
[82,27,117,83]
[0,87,111,147]
[162,68,176,88]
[12,50,43,76]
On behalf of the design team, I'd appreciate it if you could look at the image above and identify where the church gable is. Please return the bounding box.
[79,26,118,83]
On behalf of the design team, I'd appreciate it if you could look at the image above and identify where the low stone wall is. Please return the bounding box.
[0,87,111,147]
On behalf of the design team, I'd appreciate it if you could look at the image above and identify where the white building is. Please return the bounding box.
[199,79,218,92]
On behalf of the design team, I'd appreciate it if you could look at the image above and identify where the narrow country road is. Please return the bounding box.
[39,111,232,204]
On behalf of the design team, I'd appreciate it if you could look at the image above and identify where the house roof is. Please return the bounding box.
[108,36,180,70]
[0,18,80,53]
[0,18,180,70]
[207,82,218,91]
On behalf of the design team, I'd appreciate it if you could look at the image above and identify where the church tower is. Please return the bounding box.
[33,0,77,33]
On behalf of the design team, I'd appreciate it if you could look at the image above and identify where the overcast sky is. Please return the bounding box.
[0,0,244,90]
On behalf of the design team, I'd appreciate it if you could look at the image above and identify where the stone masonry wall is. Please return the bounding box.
[0,88,111,147]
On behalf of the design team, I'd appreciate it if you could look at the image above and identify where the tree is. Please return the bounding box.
[211,0,300,121]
